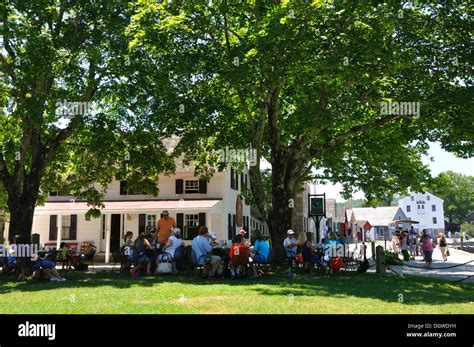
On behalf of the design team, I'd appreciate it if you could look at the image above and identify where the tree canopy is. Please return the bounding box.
[129,0,472,248]
[426,171,474,224]
[0,0,174,239]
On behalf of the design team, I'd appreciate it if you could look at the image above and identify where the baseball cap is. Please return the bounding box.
[287,229,295,235]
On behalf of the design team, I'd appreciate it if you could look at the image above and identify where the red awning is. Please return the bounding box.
[34,200,222,214]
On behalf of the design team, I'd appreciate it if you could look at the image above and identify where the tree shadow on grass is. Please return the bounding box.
[249,272,474,306]
[0,268,472,306]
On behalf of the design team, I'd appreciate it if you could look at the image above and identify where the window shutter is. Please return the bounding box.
[198,212,206,227]
[230,168,235,189]
[198,179,207,194]
[176,213,184,231]
[245,174,248,189]
[232,214,236,235]
[70,215,77,240]
[175,179,184,194]
[228,214,232,240]
[235,171,239,190]
[240,172,244,189]
[139,214,146,234]
[49,215,58,241]
[120,181,128,195]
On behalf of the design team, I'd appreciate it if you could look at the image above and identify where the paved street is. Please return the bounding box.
[363,241,474,283]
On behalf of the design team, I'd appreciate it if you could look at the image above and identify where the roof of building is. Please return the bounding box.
[34,199,222,215]
[351,206,404,226]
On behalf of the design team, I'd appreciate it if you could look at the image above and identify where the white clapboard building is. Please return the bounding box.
[398,191,445,236]
[29,165,251,263]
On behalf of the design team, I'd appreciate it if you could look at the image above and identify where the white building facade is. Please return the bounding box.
[398,192,445,236]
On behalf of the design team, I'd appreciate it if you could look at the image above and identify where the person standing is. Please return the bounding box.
[400,232,410,261]
[420,229,434,269]
[156,210,176,249]
[439,233,448,261]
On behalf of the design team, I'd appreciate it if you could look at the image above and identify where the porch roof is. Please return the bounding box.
[34,199,223,215]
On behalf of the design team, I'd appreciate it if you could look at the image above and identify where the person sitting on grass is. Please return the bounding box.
[229,234,249,279]
[131,231,154,277]
[192,226,222,279]
[30,252,66,282]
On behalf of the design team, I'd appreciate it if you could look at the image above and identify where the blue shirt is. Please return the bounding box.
[253,240,270,261]
[283,237,298,254]
[192,235,212,265]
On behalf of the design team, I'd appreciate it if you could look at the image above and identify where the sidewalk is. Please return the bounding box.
[388,247,473,283]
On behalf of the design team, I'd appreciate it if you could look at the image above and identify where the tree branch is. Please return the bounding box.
[309,113,410,158]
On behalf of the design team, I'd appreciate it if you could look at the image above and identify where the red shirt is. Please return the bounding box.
[229,243,249,266]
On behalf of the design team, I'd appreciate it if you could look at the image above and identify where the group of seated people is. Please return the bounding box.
[284,229,350,276]
[191,226,270,279]
[1,235,66,281]
[122,227,184,276]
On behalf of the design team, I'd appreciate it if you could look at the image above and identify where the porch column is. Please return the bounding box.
[56,214,62,250]
[105,213,111,264]
[208,211,212,234]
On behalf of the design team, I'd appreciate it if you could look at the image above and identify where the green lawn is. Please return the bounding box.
[0,270,473,314]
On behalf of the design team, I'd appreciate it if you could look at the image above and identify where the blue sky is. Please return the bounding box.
[314,141,474,201]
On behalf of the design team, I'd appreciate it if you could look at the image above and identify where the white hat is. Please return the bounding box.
[209,232,217,240]
[287,229,295,235]
[172,227,181,235]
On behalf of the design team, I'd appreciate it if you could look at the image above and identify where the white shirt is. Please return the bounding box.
[164,235,183,259]
[283,237,297,253]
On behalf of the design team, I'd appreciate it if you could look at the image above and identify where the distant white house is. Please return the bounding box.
[398,192,445,236]
[349,206,408,241]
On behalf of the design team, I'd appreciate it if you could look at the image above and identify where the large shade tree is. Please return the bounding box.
[426,171,474,224]
[129,0,472,257]
[0,1,174,241]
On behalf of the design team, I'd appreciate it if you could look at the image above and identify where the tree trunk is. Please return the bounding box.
[7,188,40,243]
[268,194,293,265]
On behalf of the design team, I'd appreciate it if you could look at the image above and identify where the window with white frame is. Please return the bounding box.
[411,196,414,201]
[433,217,437,224]
[432,205,436,212]
[185,180,199,193]
[427,195,430,201]
[185,214,199,227]
[61,215,71,240]
[147,215,157,228]
[406,205,411,212]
